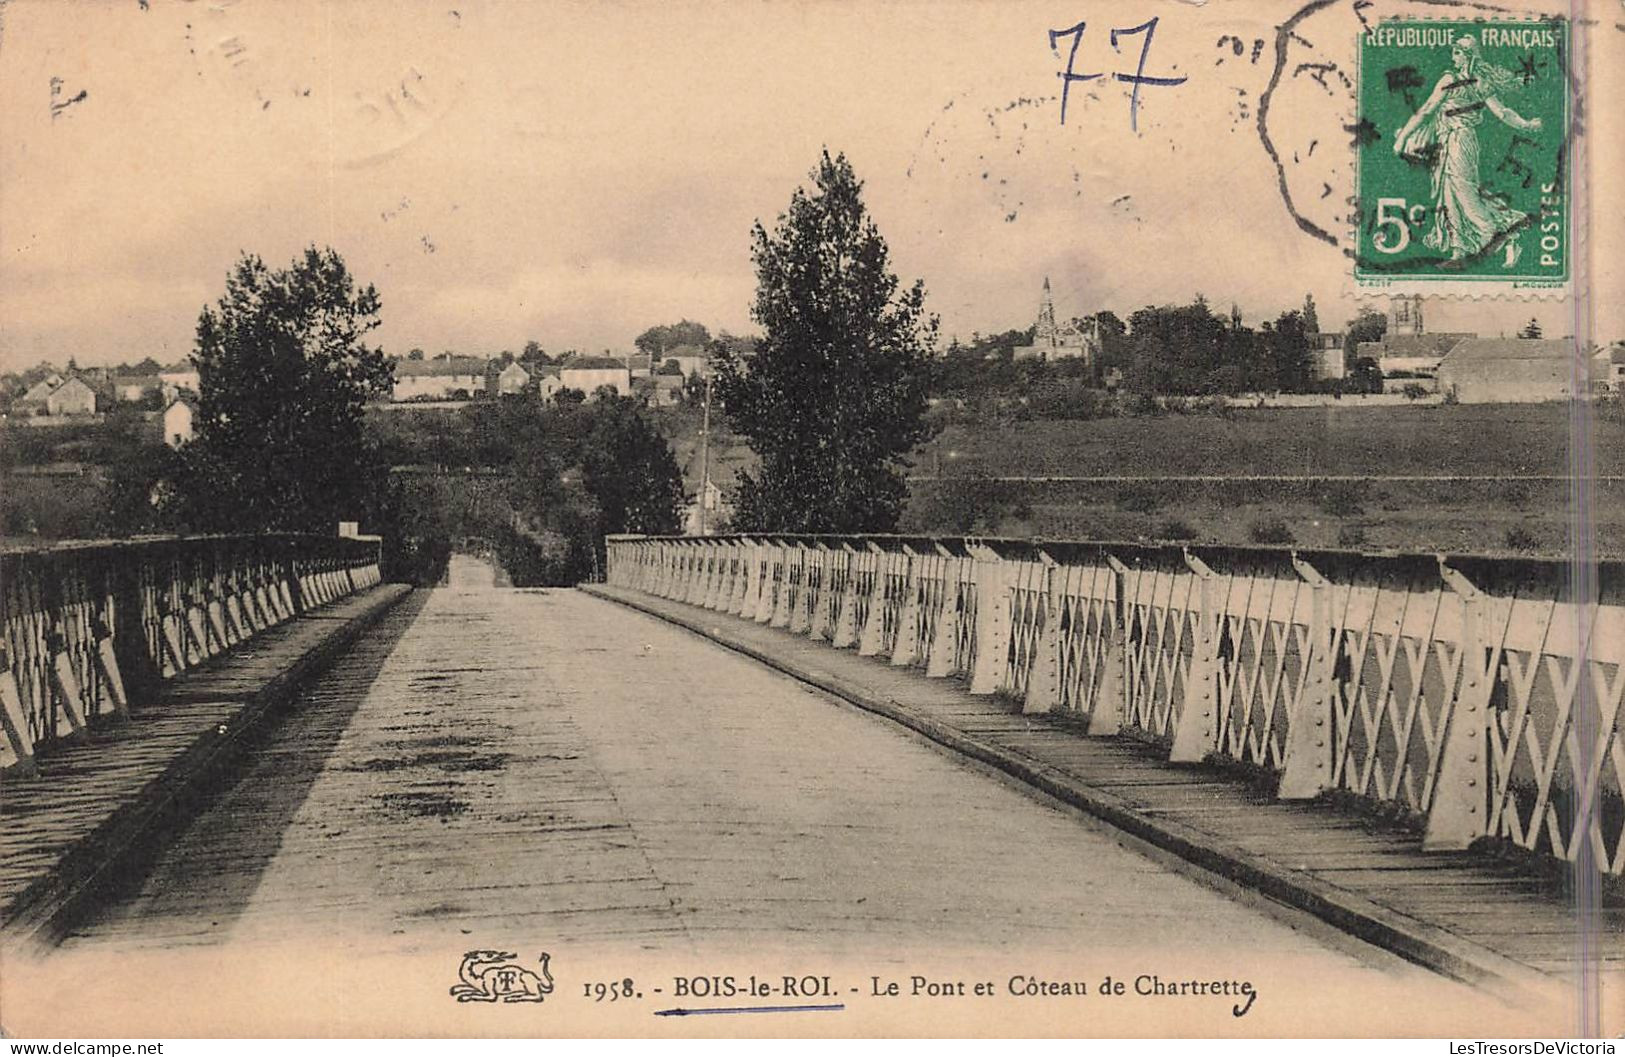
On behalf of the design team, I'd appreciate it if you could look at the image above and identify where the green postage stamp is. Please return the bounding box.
[1355,18,1569,291]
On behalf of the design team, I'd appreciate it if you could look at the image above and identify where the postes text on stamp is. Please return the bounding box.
[1355,18,1569,291]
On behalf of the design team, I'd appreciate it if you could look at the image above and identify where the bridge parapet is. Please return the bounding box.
[1,535,383,772]
[604,533,1625,878]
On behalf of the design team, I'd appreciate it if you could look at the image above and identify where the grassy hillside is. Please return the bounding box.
[903,403,1625,557]
[923,403,1623,480]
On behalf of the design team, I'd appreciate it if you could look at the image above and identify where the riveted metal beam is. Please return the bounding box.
[1425,560,1492,850]
[1280,553,1334,799]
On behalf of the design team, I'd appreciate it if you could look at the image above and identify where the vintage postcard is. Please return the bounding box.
[1,0,1621,1042]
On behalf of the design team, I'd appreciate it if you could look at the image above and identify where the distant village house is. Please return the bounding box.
[1436,339,1575,404]
[1356,296,1473,381]
[1592,345,1625,394]
[560,357,631,399]
[659,346,712,379]
[634,374,685,407]
[392,356,488,401]
[159,363,201,393]
[15,375,62,414]
[1308,332,1347,381]
[44,376,98,417]
[163,394,196,448]
[496,361,531,395]
[114,374,164,402]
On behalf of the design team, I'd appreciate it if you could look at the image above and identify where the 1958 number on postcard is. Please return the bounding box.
[1355,18,1569,289]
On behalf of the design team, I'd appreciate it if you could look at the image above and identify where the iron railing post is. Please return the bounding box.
[1170,549,1220,763]
[1425,560,1492,850]
[1280,553,1335,799]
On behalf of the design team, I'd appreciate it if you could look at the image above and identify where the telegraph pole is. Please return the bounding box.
[698,369,713,535]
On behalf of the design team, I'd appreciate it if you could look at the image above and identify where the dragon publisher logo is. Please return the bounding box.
[450,950,556,1003]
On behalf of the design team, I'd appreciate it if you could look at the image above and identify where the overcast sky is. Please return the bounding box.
[1,0,1618,372]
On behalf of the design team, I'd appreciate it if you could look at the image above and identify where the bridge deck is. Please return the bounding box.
[0,583,411,941]
[0,560,1607,1035]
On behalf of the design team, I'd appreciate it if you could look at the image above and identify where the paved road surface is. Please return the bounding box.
[12,556,1551,1035]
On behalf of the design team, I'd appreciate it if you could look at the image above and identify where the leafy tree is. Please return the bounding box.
[1350,356,1384,394]
[1302,293,1320,335]
[105,442,185,535]
[634,320,712,358]
[1091,310,1129,371]
[1266,309,1313,392]
[579,395,685,537]
[714,151,938,532]
[1344,307,1386,363]
[1124,300,1228,395]
[932,328,1030,397]
[178,247,394,533]
[1520,318,1543,339]
[713,331,758,357]
[406,347,425,361]
[1205,363,1246,396]
[1117,299,1322,396]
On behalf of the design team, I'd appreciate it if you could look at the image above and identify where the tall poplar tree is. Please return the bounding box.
[713,151,937,532]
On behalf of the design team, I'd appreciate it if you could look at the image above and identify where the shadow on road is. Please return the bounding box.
[62,590,435,945]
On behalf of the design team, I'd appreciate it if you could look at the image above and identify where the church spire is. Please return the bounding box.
[1035,277,1058,346]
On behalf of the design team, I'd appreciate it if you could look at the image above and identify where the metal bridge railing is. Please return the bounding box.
[604,533,1625,878]
[1,534,383,774]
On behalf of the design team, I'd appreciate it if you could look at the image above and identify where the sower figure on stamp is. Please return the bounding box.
[1393,35,1543,265]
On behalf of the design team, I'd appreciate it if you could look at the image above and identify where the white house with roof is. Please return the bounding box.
[560,357,631,399]
[44,376,99,417]
[496,361,531,395]
[659,345,712,379]
[1435,338,1573,403]
[163,395,196,448]
[15,376,60,414]
[25,373,63,397]
[536,366,564,400]
[653,374,685,406]
[114,374,164,402]
[159,363,201,393]
[392,356,488,401]
[1591,346,1625,393]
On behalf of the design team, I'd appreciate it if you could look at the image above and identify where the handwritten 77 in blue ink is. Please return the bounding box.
[1049,16,1187,131]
